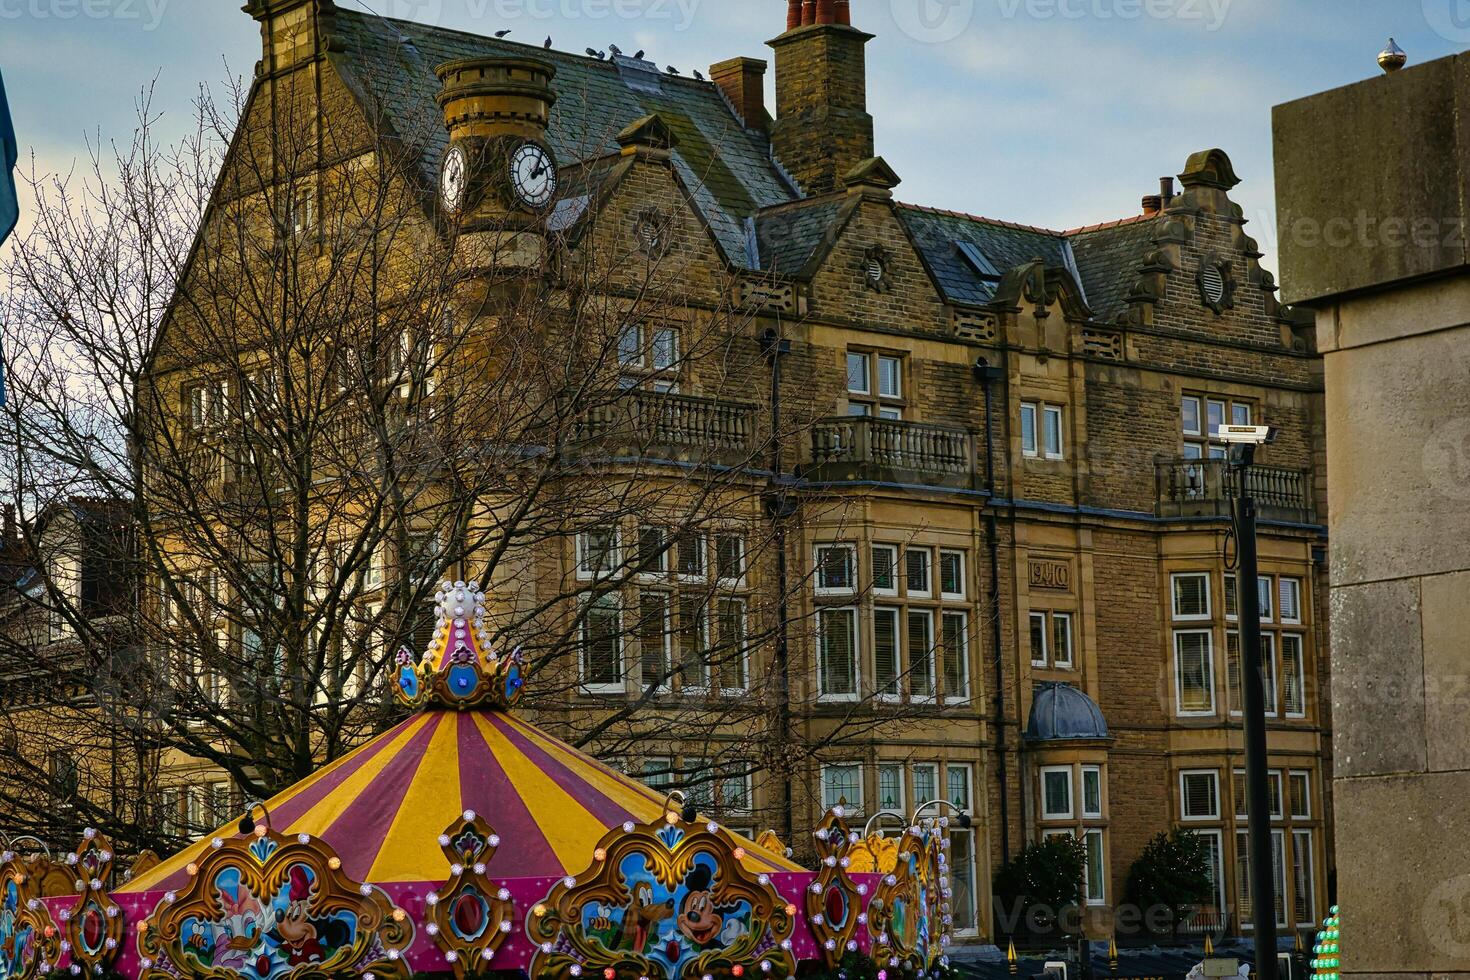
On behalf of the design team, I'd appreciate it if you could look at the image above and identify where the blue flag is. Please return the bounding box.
[0,67,14,406]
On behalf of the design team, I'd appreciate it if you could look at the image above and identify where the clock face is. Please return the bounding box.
[510,143,557,210]
[441,145,468,213]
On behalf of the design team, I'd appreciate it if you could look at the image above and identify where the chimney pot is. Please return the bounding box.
[1159,176,1175,206]
[815,0,834,24]
[834,0,850,24]
[787,0,801,29]
[802,0,816,25]
[1142,195,1162,216]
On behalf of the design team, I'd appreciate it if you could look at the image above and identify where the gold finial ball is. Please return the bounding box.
[1379,37,1407,73]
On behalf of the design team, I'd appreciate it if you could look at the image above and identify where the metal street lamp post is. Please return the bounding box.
[1229,436,1278,980]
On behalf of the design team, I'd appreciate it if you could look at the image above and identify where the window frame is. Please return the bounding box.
[939,550,966,601]
[1171,572,1212,621]
[905,547,932,599]
[821,762,865,814]
[1289,771,1312,820]
[1292,829,1316,927]
[941,610,971,703]
[1281,633,1307,719]
[577,528,620,582]
[817,606,861,702]
[1029,611,1049,668]
[912,763,939,809]
[1081,765,1104,820]
[872,544,899,598]
[815,544,857,596]
[1083,828,1107,905]
[906,608,937,702]
[1042,404,1065,460]
[1180,769,1221,821]
[1020,402,1039,458]
[715,597,749,694]
[715,533,746,587]
[1279,576,1303,625]
[1173,628,1217,717]
[1051,612,1074,669]
[580,596,625,694]
[1040,765,1074,821]
[873,606,902,701]
[846,349,906,417]
[877,763,907,816]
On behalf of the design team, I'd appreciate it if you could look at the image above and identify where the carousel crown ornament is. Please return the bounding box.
[394,580,527,711]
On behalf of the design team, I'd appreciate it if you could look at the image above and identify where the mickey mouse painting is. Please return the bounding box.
[676,864,724,947]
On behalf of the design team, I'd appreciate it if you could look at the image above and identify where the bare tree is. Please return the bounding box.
[0,54,952,859]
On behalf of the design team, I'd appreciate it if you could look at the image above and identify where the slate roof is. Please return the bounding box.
[897,204,1075,307]
[1067,215,1162,323]
[754,197,852,276]
[329,9,797,268]
[1024,682,1112,742]
[327,10,1163,313]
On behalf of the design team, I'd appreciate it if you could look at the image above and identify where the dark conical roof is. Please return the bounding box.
[1025,682,1111,743]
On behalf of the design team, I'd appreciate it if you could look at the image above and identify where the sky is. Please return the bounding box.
[1,0,1466,275]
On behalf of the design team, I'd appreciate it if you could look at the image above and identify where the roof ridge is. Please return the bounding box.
[338,8,718,84]
[896,201,1064,238]
[1062,213,1156,237]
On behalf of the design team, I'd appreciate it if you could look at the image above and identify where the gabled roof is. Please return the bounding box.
[328,10,797,268]
[753,196,853,277]
[896,204,1075,307]
[1067,215,1162,324]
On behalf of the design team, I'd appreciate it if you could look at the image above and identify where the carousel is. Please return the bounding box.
[0,583,961,980]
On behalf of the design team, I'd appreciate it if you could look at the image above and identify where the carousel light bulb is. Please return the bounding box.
[438,834,451,846]
[185,863,198,877]
[392,908,406,922]
[833,805,846,818]
[488,834,501,847]
[446,951,459,962]
[474,863,487,875]
[781,939,793,951]
[534,904,548,917]
[848,941,858,951]
[135,922,147,934]
[758,874,771,886]
[564,876,577,888]
[623,822,636,833]
[426,924,439,936]
[734,967,745,978]
[857,884,868,896]
[734,848,746,860]
[499,920,511,932]
[813,913,825,925]
[810,882,822,894]
[760,962,772,974]
[858,912,868,925]
[498,888,511,901]
[298,834,311,845]
[825,939,837,950]
[463,809,477,821]
[570,966,583,977]
[824,856,837,867]
[328,857,342,870]
[541,943,554,954]
[666,811,680,825]
[451,864,464,876]
[426,893,439,906]
[594,848,607,862]
[707,822,720,834]
[105,939,117,950]
[483,950,496,961]
[785,903,798,916]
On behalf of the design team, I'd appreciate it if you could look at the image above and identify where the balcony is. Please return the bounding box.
[1156,457,1316,524]
[804,417,981,491]
[576,391,761,464]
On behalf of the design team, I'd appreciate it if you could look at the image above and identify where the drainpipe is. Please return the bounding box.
[761,324,796,843]
[974,357,1011,863]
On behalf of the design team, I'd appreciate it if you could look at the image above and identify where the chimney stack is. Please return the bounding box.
[768,0,875,195]
[710,57,770,132]
[243,0,338,73]
[1160,176,1176,208]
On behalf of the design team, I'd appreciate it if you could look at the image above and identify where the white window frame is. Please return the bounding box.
[877,354,903,400]
[912,763,939,811]
[1051,612,1074,669]
[673,531,706,583]
[637,591,672,694]
[1289,771,1312,819]
[1180,769,1221,821]
[1279,576,1303,625]
[1171,572,1212,621]
[1042,404,1065,460]
[814,544,857,596]
[1198,828,1227,914]
[821,763,864,814]
[906,608,937,702]
[939,550,966,600]
[873,606,902,701]
[1292,829,1316,927]
[1029,611,1049,668]
[1182,395,1203,437]
[618,324,646,368]
[1083,828,1107,905]
[905,547,932,598]
[580,597,625,694]
[1281,633,1307,718]
[872,544,899,598]
[817,606,861,702]
[676,596,711,693]
[1020,402,1039,457]
[1040,765,1074,820]
[715,533,746,586]
[1174,629,1217,717]
[941,610,971,702]
[637,525,669,578]
[946,762,974,813]
[877,763,907,816]
[1081,765,1104,819]
[846,352,872,396]
[1257,574,1275,623]
[715,597,749,694]
[577,528,619,582]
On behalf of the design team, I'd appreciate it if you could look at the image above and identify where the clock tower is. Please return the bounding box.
[435,56,559,271]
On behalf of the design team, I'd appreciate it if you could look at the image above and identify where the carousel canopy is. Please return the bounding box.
[122,580,801,898]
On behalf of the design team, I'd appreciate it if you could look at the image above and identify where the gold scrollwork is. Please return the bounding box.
[528,819,796,980]
[137,827,413,980]
[62,829,125,976]
[427,811,516,976]
[867,826,945,972]
[0,849,62,980]
[804,809,866,968]
[846,836,897,877]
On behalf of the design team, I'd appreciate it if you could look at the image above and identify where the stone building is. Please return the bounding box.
[120,0,1331,944]
[1275,47,1470,977]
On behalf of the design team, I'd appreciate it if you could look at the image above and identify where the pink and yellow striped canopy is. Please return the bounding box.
[120,710,800,895]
